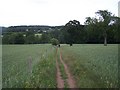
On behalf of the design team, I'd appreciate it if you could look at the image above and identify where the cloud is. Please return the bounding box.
[0,0,119,26]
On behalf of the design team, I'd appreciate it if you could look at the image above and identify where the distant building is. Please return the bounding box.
[118,1,120,17]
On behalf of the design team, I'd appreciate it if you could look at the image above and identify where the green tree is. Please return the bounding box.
[50,38,59,46]
[25,34,35,44]
[64,20,84,44]
[95,10,114,46]
[34,35,41,44]
[84,17,103,43]
[14,33,25,44]
[3,32,25,44]
[41,33,51,43]
[2,34,10,44]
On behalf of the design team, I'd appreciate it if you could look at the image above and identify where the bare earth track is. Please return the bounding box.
[56,48,76,88]
[56,48,64,88]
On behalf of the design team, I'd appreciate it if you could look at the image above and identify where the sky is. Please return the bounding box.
[0,0,119,27]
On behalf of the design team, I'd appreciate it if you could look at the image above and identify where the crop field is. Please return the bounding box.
[61,44,118,88]
[2,44,56,88]
[2,44,118,88]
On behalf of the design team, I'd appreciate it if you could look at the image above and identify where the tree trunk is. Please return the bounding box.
[104,36,107,46]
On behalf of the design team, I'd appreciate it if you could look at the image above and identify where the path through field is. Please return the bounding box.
[56,48,64,88]
[56,48,76,88]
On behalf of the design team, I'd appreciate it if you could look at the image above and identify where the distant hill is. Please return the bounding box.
[2,25,64,34]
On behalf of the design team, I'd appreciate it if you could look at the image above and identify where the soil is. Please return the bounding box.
[56,48,64,88]
[56,59,64,88]
[56,48,76,88]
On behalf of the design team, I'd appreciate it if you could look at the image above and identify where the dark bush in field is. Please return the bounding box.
[50,38,59,46]
[70,43,73,46]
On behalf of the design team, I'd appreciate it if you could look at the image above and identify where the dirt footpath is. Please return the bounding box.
[56,48,76,88]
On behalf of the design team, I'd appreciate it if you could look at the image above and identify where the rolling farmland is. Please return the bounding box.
[2,44,118,88]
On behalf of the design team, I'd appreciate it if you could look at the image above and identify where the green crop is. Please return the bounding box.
[61,44,118,88]
[2,44,56,88]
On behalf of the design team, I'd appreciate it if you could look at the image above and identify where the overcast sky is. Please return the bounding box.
[0,0,119,27]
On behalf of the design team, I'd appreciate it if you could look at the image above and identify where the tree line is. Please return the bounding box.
[2,10,120,45]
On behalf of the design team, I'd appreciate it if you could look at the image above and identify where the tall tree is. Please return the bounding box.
[84,17,102,43]
[95,10,113,46]
[64,20,83,44]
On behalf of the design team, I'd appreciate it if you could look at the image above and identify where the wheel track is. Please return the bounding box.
[56,48,77,88]
[56,48,64,88]
[59,49,76,88]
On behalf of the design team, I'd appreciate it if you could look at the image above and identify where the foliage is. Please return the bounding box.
[50,38,59,46]
[95,10,115,46]
[25,34,35,44]
[41,33,51,43]
[63,20,85,44]
[84,10,119,44]
[2,33,25,44]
